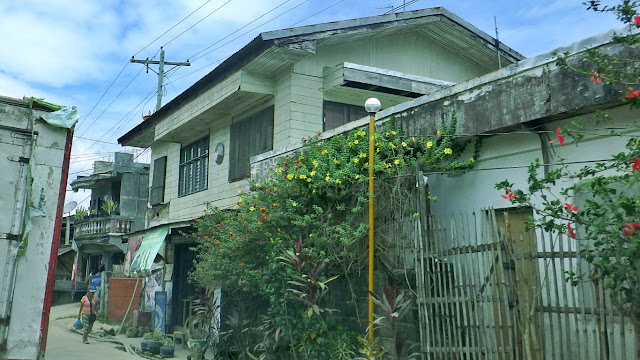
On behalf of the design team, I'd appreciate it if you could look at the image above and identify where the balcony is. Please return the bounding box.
[74,216,133,238]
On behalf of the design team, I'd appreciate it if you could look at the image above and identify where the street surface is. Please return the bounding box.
[45,303,141,360]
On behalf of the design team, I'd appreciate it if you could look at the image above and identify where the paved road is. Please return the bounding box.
[44,303,141,360]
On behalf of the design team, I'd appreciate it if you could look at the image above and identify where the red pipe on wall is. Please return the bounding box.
[38,129,73,357]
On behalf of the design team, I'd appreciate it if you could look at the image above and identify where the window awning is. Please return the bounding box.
[129,225,169,278]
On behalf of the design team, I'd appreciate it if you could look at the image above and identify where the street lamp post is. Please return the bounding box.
[364,98,381,340]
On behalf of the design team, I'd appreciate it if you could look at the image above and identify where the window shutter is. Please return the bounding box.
[150,156,167,205]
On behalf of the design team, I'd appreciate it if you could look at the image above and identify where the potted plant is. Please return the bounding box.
[160,337,175,358]
[101,198,119,215]
[141,331,153,352]
[74,206,88,219]
[143,329,164,355]
[187,288,220,360]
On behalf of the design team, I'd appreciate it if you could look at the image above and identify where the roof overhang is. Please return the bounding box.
[119,7,524,148]
[325,62,455,98]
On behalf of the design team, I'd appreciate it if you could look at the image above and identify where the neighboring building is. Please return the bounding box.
[69,152,149,305]
[118,7,523,331]
[52,215,75,305]
[251,26,640,359]
[0,96,77,360]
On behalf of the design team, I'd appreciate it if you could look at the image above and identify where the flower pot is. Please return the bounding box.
[187,338,208,360]
[160,345,175,358]
[148,340,162,355]
[140,339,151,351]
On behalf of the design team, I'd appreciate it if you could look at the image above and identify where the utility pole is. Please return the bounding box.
[130,47,190,112]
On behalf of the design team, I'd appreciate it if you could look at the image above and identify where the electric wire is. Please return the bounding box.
[162,0,233,49]
[134,0,215,57]
[383,0,420,14]
[74,61,130,132]
[189,0,298,61]
[288,0,346,27]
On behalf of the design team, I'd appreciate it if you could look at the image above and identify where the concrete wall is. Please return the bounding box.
[0,100,70,360]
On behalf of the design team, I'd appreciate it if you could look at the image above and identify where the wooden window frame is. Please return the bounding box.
[150,156,167,205]
[228,106,274,182]
[178,137,209,197]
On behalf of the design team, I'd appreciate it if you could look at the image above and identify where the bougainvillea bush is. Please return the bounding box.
[189,117,479,358]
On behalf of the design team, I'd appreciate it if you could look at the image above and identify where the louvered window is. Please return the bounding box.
[229,106,274,182]
[323,101,369,131]
[178,137,209,197]
[150,156,167,205]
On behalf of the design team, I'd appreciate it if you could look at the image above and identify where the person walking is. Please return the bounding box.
[77,286,98,344]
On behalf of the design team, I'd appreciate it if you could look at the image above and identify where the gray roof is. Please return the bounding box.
[118,7,524,147]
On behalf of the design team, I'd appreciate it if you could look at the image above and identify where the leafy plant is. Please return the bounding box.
[74,206,88,219]
[143,328,165,342]
[279,239,339,319]
[368,283,419,360]
[101,198,119,215]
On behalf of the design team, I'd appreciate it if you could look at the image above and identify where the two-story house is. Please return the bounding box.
[118,7,523,330]
[70,152,149,306]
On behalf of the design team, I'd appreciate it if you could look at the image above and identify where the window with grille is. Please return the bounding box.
[178,137,209,197]
[229,106,274,182]
[323,101,369,131]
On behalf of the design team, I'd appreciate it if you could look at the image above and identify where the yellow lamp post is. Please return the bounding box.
[364,97,381,339]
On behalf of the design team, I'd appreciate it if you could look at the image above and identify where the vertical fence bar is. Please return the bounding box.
[538,229,555,359]
[557,232,573,359]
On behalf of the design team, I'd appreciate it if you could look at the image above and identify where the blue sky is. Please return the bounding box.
[0,0,623,209]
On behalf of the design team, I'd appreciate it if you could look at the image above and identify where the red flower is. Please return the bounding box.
[634,16,640,27]
[622,223,640,236]
[630,158,640,172]
[625,89,640,99]
[501,190,517,200]
[556,128,565,146]
[589,70,602,83]
[564,203,578,212]
[567,223,577,239]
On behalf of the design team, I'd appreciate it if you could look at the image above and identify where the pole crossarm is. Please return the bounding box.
[130,47,190,112]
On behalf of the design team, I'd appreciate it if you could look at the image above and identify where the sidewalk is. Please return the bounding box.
[46,303,194,359]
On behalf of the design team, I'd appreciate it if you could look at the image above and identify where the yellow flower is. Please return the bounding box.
[354,140,359,144]
[310,171,316,176]
[325,176,330,181]
[388,142,396,148]
[391,131,396,135]
[287,173,295,180]
[469,157,475,162]
[249,206,255,212]
[359,152,367,158]
[426,141,433,149]
[444,148,453,155]
[335,179,342,184]
[237,199,243,203]
[353,158,359,163]
[394,159,400,165]
[355,174,361,179]
[292,201,297,207]
[312,160,319,167]
[321,149,328,154]
[299,174,307,179]
[275,167,283,173]
[333,158,339,164]
[437,130,442,136]
[401,142,407,147]
[384,163,391,168]
[299,155,304,160]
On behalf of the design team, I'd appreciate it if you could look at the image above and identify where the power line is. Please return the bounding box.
[289,0,346,27]
[162,0,233,49]
[75,61,130,132]
[134,0,215,57]
[189,0,298,61]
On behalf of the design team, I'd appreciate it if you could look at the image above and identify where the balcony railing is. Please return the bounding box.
[74,216,133,237]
